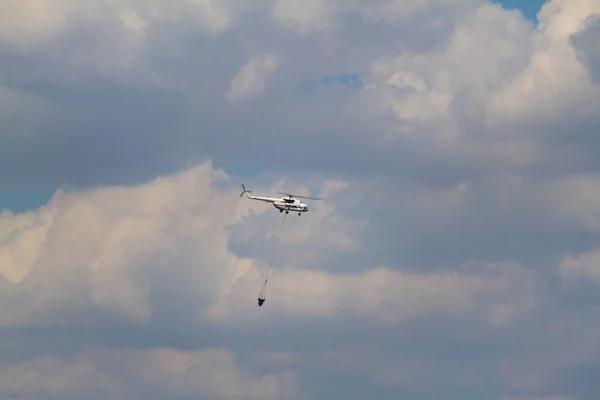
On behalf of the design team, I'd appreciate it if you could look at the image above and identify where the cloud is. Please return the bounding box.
[0,0,235,50]
[2,0,600,398]
[226,54,281,102]
[0,160,538,399]
[0,160,542,399]
[370,2,534,123]
[499,397,575,400]
[0,162,249,326]
[487,0,600,121]
[207,262,536,325]
[571,14,600,83]
[560,248,600,283]
[0,347,302,400]
[270,0,334,35]
[270,0,481,34]
[0,162,533,328]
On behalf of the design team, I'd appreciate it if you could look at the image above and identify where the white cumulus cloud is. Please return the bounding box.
[0,347,303,399]
[226,54,282,102]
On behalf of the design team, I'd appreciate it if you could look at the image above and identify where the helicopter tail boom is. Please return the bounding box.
[240,184,283,203]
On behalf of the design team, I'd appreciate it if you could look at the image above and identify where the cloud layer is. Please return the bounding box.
[1,0,600,399]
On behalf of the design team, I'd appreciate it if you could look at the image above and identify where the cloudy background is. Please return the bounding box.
[1,0,600,398]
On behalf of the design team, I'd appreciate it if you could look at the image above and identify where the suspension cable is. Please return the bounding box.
[258,213,287,306]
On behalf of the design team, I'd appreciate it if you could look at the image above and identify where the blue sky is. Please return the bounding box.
[494,0,547,21]
[0,188,54,213]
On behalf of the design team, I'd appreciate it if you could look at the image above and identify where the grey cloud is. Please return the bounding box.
[0,300,597,400]
[0,0,538,189]
[0,346,302,400]
[230,169,600,276]
[571,15,600,84]
[0,163,554,399]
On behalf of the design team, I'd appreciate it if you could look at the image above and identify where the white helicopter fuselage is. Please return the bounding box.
[273,199,309,213]
[246,194,309,214]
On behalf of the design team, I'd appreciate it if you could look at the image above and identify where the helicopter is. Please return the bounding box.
[239,184,323,215]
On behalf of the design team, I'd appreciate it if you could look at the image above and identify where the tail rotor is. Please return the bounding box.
[240,184,252,197]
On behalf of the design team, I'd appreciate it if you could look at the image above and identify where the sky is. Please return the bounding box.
[1,0,600,399]
[493,0,547,21]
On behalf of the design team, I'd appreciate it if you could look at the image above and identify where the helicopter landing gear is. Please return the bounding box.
[285,210,289,214]
[298,212,301,216]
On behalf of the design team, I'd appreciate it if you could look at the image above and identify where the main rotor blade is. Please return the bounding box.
[277,191,324,201]
[244,184,324,200]
[292,195,324,201]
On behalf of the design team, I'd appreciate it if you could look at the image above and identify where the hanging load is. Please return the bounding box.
[257,213,287,307]
[258,279,267,306]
